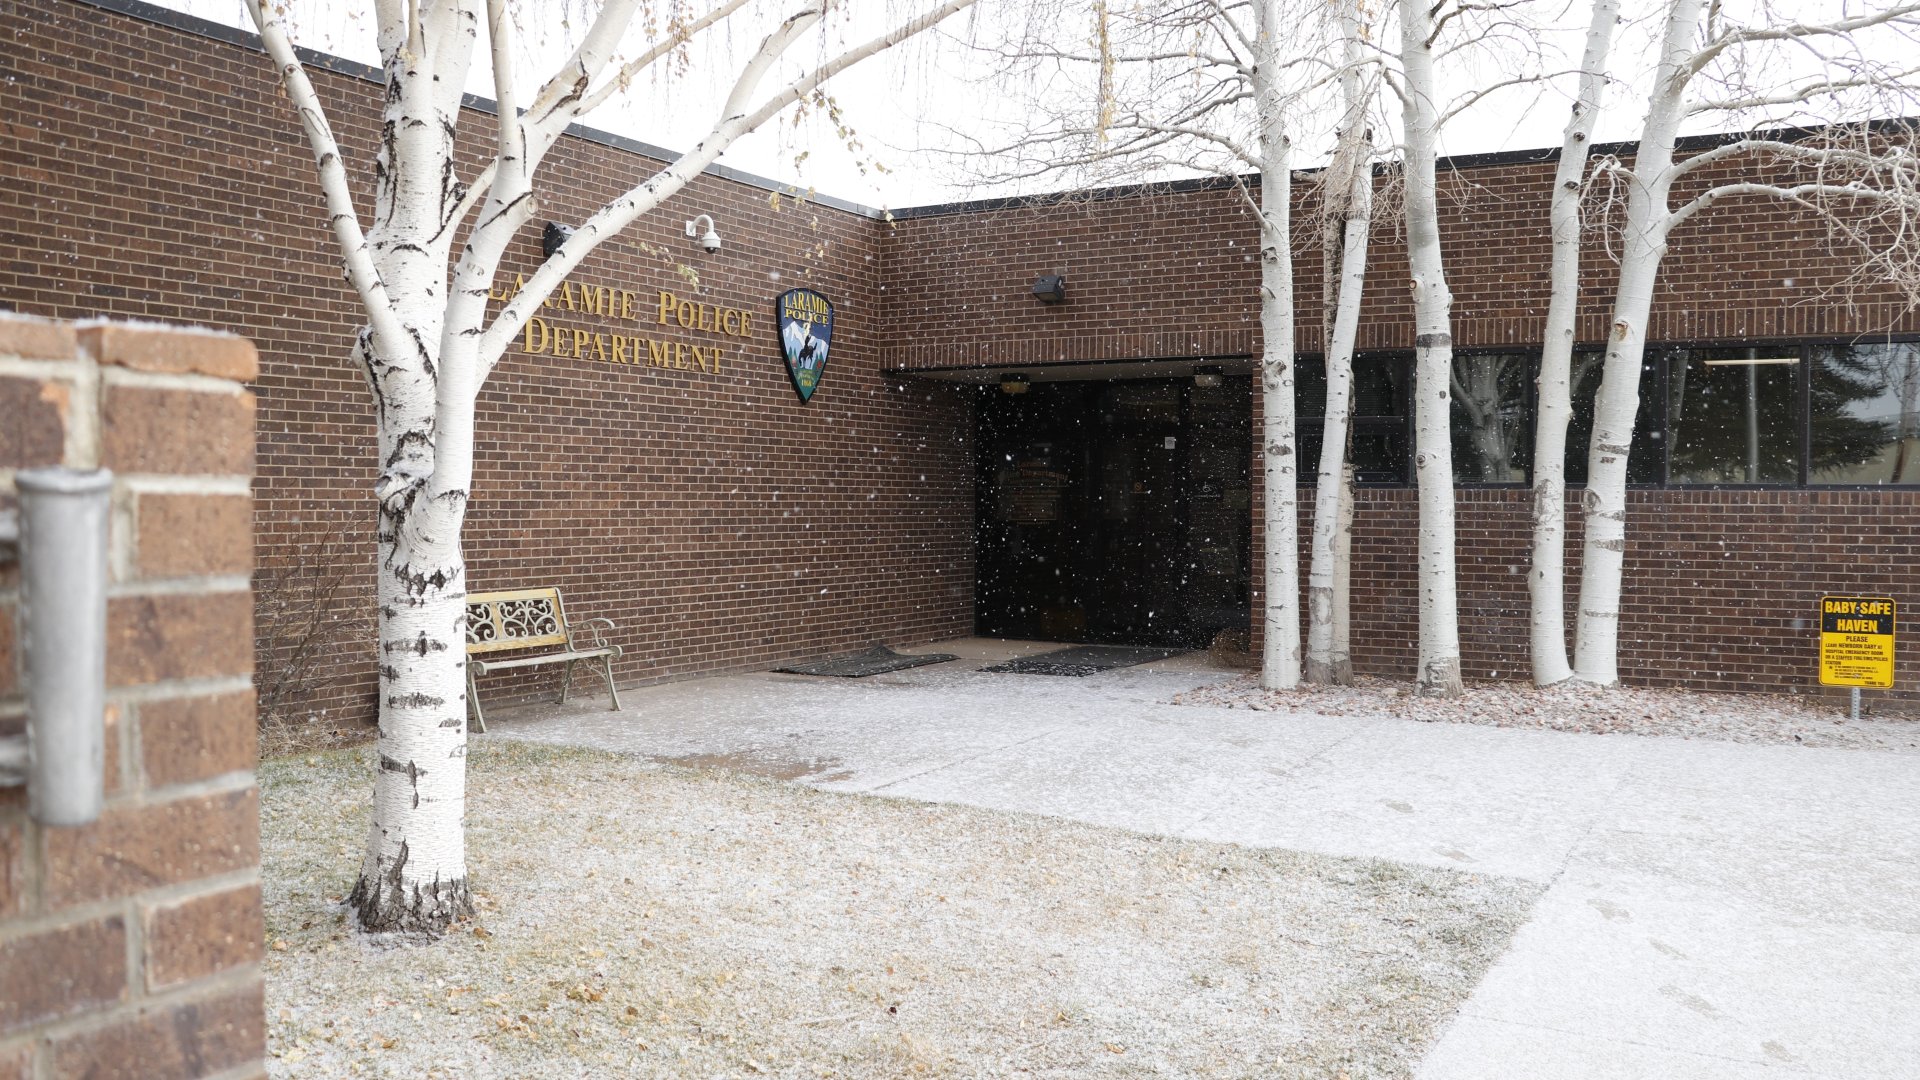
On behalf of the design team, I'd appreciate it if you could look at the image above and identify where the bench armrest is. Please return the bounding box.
[571,616,617,651]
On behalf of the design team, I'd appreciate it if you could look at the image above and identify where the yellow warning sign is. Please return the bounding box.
[1819,595,1895,688]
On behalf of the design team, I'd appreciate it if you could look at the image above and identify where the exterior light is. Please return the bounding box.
[541,221,574,259]
[1032,274,1067,304]
[1000,372,1031,395]
[686,214,722,254]
[1193,364,1224,389]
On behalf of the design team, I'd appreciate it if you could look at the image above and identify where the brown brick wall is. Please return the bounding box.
[881,151,1920,368]
[0,314,264,1079]
[5,0,1915,712]
[1246,483,1920,701]
[2,0,974,727]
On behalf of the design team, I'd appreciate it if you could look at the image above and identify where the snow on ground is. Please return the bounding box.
[261,740,1538,1079]
[1173,675,1920,754]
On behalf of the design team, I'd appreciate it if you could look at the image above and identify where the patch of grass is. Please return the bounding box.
[262,741,1539,1079]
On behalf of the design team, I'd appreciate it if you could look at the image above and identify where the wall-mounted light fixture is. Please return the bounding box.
[685,214,722,254]
[542,221,575,259]
[999,372,1031,395]
[1032,274,1067,304]
[1193,364,1224,389]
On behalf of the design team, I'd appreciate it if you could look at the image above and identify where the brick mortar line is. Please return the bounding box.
[106,575,252,598]
[115,684,139,796]
[0,867,261,947]
[140,768,262,807]
[98,366,249,395]
[70,343,103,471]
[121,475,254,495]
[104,674,257,706]
[0,356,86,378]
[122,887,145,1012]
[100,768,257,809]
[0,675,258,720]
[107,483,137,584]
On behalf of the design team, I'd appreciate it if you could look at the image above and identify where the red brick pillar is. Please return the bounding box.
[0,315,264,1080]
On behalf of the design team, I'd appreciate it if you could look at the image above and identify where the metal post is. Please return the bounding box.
[1851,686,1861,723]
[18,466,113,827]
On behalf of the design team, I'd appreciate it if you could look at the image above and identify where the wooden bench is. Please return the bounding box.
[464,587,622,732]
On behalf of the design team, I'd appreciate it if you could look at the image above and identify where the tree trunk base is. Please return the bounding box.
[1417,658,1465,698]
[349,866,474,937]
[1303,657,1356,686]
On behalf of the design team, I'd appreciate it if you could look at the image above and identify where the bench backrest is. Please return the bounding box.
[466,588,569,655]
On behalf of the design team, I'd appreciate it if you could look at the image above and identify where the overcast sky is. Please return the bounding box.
[152,0,1908,210]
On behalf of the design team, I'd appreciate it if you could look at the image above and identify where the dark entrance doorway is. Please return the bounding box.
[975,374,1253,647]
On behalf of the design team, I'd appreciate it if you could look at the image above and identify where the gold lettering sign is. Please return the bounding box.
[491,273,750,377]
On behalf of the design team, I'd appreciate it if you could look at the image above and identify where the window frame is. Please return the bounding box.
[1448,348,1536,489]
[1287,334,1920,491]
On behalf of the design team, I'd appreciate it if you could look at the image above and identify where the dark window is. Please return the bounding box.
[1450,353,1530,483]
[1295,354,1411,484]
[1351,355,1411,483]
[1565,350,1663,486]
[1291,338,1914,490]
[1809,342,1920,485]
[1295,355,1327,421]
[1666,347,1799,485]
[1354,355,1410,418]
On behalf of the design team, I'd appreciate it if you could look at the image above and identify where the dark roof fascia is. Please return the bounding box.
[64,0,887,220]
[891,117,1920,221]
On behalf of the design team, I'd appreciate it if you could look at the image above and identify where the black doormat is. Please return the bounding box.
[774,645,960,678]
[978,645,1187,677]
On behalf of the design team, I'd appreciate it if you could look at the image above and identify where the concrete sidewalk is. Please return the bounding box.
[486,639,1920,1079]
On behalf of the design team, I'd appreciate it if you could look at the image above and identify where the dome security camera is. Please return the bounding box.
[686,214,721,254]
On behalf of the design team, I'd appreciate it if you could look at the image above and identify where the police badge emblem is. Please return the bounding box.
[775,288,835,403]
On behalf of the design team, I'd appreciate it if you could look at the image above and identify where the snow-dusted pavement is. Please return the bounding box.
[486,639,1920,1079]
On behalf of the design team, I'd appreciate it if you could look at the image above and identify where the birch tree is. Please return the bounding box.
[1304,0,1377,685]
[1571,0,1920,686]
[1528,0,1619,687]
[1387,0,1464,695]
[1365,0,1560,696]
[247,0,982,935]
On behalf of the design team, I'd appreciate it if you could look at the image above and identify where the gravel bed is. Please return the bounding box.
[1173,676,1920,753]
[263,740,1539,1079]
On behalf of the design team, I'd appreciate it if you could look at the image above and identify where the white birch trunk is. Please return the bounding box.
[1398,0,1464,696]
[1572,0,1701,687]
[1530,0,1619,687]
[1331,462,1355,682]
[346,1,483,932]
[1254,0,1301,690]
[353,454,475,931]
[1306,0,1371,685]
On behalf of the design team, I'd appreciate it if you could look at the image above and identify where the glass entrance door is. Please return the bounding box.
[975,374,1252,647]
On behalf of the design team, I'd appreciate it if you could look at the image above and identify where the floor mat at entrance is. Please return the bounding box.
[978,645,1188,677]
[773,646,961,678]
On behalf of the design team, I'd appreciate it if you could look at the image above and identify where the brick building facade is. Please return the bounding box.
[4,0,1916,720]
